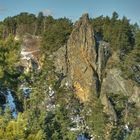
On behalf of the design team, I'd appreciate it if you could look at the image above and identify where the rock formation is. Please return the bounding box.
[54,14,111,102]
[19,35,42,73]
[97,41,111,81]
[53,13,140,122]
[101,68,140,107]
[67,13,97,101]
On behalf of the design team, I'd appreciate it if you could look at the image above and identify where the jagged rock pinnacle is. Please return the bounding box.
[67,14,96,102]
[53,14,111,103]
[75,13,90,27]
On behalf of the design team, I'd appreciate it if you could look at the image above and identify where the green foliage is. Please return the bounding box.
[0,11,140,140]
[0,23,3,39]
[91,12,140,85]
[36,12,45,35]
[112,12,119,21]
[3,13,37,36]
[0,112,45,140]
[110,126,125,140]
[108,93,128,119]
[1,12,72,38]
[108,92,139,139]
[2,12,46,36]
[16,13,37,35]
[92,11,134,58]
[42,17,73,53]
[124,128,140,140]
[120,29,140,83]
[0,35,21,87]
[83,100,106,139]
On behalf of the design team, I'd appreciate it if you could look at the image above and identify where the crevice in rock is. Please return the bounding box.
[65,44,69,75]
[102,94,118,123]
[94,35,99,63]
[94,35,102,97]
[94,39,111,98]
[85,56,101,97]
[94,72,101,98]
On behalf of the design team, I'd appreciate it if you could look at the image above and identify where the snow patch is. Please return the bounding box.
[21,48,40,60]
[48,86,55,97]
[5,90,17,118]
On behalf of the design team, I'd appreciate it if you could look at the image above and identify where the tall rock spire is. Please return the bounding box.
[53,13,111,102]
[67,13,97,101]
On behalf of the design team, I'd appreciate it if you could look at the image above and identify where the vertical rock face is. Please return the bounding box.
[97,41,111,81]
[67,14,96,101]
[53,14,111,102]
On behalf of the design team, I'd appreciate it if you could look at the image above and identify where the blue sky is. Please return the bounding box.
[0,0,140,25]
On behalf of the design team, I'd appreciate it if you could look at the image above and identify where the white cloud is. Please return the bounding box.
[42,9,52,16]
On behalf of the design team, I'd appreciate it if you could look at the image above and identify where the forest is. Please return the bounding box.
[0,11,140,140]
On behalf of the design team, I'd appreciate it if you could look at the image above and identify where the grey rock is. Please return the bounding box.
[97,41,111,81]
[53,45,67,75]
[20,35,41,73]
[101,94,118,122]
[101,68,140,107]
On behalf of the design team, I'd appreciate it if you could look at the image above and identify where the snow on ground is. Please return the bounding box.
[21,47,40,61]
[6,90,17,118]
[48,86,55,97]
[22,87,32,97]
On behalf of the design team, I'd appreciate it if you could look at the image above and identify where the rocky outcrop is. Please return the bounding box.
[96,42,118,121]
[53,14,117,121]
[101,94,118,122]
[101,68,140,107]
[97,41,111,81]
[19,35,42,73]
[67,14,97,101]
[53,14,111,102]
[130,86,140,107]
[101,69,131,96]
[53,45,67,76]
